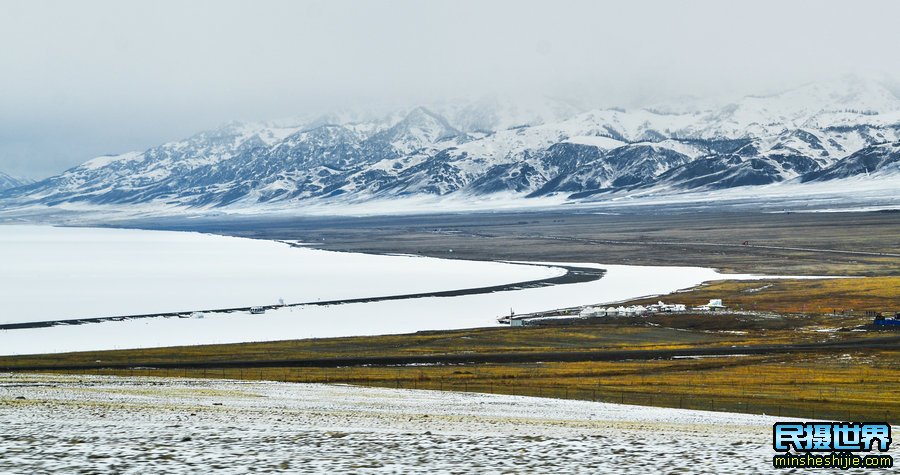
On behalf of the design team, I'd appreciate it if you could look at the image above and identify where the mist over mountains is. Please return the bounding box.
[0,172,32,192]
[2,78,899,213]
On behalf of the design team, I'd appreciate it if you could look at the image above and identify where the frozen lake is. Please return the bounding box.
[0,225,765,355]
[0,225,564,323]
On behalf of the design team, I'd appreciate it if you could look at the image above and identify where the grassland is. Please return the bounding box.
[3,210,895,421]
[630,276,900,316]
[5,273,899,422]
[24,350,900,423]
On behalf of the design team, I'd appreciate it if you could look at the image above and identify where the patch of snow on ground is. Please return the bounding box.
[0,373,826,474]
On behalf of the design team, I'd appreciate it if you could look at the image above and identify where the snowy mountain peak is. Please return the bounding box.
[2,79,899,210]
[0,171,32,191]
[782,76,900,113]
[397,107,459,137]
[732,77,900,126]
[370,107,461,156]
[438,94,583,133]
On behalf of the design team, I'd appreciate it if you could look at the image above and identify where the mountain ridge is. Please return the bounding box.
[3,78,900,211]
[0,172,32,192]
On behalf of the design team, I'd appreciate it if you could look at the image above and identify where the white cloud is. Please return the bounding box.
[1,0,899,178]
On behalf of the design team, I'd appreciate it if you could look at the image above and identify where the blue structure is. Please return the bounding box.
[874,318,900,327]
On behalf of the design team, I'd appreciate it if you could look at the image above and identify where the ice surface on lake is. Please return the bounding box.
[0,225,563,323]
[0,225,772,355]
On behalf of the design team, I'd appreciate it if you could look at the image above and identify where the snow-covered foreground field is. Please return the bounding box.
[0,225,775,355]
[0,373,796,473]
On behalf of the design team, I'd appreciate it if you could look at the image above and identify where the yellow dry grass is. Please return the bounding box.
[50,350,900,422]
[629,277,900,316]
[6,277,900,422]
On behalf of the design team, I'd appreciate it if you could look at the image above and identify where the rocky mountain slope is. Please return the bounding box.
[3,78,899,210]
[0,172,32,192]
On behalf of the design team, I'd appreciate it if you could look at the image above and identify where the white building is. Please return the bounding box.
[647,301,687,313]
[694,299,726,311]
[579,306,605,318]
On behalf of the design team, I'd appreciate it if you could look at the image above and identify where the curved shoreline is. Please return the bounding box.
[0,264,604,331]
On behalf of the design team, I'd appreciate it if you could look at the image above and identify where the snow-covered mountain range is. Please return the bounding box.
[0,172,32,192]
[3,78,899,211]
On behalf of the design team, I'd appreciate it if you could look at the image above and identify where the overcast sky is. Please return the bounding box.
[2,0,900,178]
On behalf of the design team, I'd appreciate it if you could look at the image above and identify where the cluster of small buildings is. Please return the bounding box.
[577,299,725,318]
[648,301,688,312]
[579,305,649,317]
[503,298,728,326]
